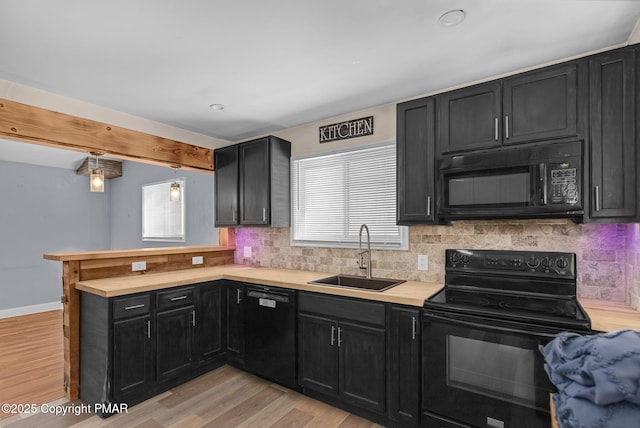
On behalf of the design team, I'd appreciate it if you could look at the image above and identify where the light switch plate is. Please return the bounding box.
[243,246,252,258]
[132,261,146,272]
[418,255,429,271]
[192,256,204,265]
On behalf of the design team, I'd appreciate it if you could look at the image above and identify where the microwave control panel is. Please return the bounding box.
[550,163,578,205]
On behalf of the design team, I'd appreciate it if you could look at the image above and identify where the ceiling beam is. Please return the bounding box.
[0,98,214,172]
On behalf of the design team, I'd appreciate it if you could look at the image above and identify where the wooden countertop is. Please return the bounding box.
[43,245,235,261]
[75,264,441,307]
[75,264,640,331]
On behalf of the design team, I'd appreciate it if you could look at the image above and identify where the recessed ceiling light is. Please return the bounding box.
[439,9,466,27]
[209,103,225,111]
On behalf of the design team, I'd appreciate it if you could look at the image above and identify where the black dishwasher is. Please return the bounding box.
[244,285,297,390]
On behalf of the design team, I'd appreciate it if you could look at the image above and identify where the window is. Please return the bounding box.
[292,143,407,249]
[142,178,185,242]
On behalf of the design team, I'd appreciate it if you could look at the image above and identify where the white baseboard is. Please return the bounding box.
[0,302,63,319]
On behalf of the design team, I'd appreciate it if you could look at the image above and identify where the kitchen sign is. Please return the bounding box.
[319,116,374,143]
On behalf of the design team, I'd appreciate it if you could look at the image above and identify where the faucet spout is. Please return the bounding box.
[358,224,372,279]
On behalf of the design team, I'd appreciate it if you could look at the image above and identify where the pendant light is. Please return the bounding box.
[170,166,181,202]
[90,152,105,192]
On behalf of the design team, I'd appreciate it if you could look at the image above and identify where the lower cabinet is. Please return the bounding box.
[298,292,386,416]
[388,305,421,426]
[225,281,245,367]
[80,281,226,415]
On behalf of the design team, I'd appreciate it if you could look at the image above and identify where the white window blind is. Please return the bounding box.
[292,143,407,249]
[142,178,186,242]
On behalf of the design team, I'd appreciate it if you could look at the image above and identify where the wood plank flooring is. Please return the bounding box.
[0,366,384,428]
[0,310,64,417]
[0,310,383,428]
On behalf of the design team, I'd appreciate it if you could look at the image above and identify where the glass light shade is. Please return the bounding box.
[90,168,104,192]
[170,182,181,201]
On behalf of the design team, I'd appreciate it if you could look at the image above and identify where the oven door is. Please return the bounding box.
[422,309,555,428]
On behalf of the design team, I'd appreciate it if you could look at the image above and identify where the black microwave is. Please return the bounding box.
[438,141,584,221]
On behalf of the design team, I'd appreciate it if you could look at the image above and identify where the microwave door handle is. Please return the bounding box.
[423,311,558,339]
[539,163,548,205]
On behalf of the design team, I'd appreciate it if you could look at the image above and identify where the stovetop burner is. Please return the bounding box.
[424,249,591,333]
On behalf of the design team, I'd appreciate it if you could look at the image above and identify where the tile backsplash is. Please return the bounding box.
[235,219,638,306]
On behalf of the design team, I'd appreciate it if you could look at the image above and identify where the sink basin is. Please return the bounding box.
[308,274,405,292]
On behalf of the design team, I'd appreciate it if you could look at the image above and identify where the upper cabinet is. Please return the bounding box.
[397,97,438,224]
[214,135,291,227]
[587,47,639,222]
[437,62,584,154]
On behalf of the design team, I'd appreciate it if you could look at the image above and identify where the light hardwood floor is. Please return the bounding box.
[0,310,64,417]
[0,311,383,428]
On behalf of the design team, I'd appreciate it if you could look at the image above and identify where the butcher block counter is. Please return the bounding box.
[75,264,442,306]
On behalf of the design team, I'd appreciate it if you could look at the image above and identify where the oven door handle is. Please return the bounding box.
[423,311,558,339]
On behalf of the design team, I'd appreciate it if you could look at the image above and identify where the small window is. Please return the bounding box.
[291,143,407,249]
[142,178,185,242]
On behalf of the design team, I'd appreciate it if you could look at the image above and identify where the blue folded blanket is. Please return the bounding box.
[541,330,640,428]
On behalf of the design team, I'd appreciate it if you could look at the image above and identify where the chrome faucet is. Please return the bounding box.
[358,224,372,279]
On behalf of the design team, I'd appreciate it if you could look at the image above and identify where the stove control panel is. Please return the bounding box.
[446,249,575,277]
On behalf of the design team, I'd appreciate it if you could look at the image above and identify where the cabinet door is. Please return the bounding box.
[298,313,339,397]
[339,321,386,414]
[388,306,420,425]
[226,282,245,366]
[112,314,153,401]
[156,306,194,382]
[503,62,578,144]
[214,145,239,227]
[196,284,224,365]
[397,97,437,224]
[589,48,637,220]
[239,138,270,225]
[437,81,501,153]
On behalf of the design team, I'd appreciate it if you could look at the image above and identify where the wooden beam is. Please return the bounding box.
[0,98,214,172]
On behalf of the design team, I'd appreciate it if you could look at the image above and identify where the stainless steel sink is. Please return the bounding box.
[308,274,405,292]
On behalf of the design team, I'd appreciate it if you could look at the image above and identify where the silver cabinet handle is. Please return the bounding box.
[412,316,417,340]
[192,310,196,327]
[146,320,151,339]
[594,186,601,211]
[171,295,187,301]
[125,304,144,310]
[494,117,499,141]
[427,196,431,217]
[236,288,242,304]
[232,209,237,223]
[331,325,336,346]
[505,115,509,139]
[337,327,342,347]
[262,207,267,222]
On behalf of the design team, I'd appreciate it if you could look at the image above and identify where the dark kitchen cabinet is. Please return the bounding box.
[196,283,225,368]
[112,313,153,402]
[437,62,583,154]
[397,97,438,224]
[298,292,386,415]
[213,145,239,226]
[214,135,291,227]
[437,81,501,153]
[388,306,420,426]
[226,281,245,367]
[80,282,226,416]
[588,47,638,221]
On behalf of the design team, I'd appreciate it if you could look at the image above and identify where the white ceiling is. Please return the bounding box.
[1,0,640,168]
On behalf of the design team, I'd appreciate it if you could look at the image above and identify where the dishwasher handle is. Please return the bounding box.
[246,289,291,304]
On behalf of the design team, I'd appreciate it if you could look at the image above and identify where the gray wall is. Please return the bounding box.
[0,160,111,310]
[109,161,217,249]
[0,159,217,311]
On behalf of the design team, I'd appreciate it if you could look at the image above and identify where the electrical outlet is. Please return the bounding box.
[418,255,429,271]
[243,246,252,258]
[192,256,204,265]
[132,261,146,272]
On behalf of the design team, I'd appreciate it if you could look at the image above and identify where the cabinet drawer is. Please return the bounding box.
[113,294,151,320]
[157,287,195,310]
[298,292,385,327]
